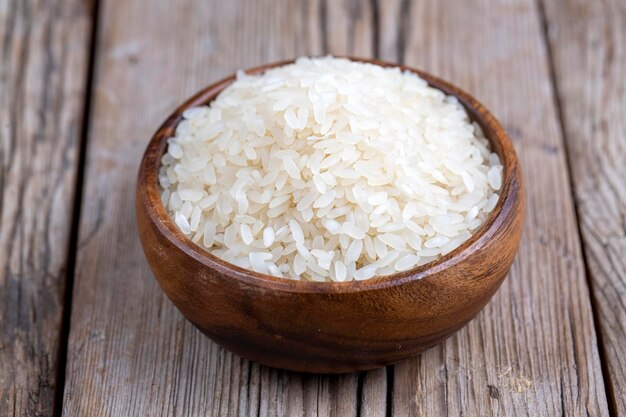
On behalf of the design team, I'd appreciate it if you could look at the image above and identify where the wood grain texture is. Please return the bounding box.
[542,0,626,413]
[62,0,371,415]
[0,0,93,416]
[388,0,611,416]
[61,0,612,416]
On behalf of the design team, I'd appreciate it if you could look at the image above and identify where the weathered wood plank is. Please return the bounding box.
[542,0,626,413]
[62,0,375,416]
[61,0,612,416]
[0,0,93,416]
[387,0,610,416]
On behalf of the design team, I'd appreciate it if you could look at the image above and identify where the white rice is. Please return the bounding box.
[159,56,503,282]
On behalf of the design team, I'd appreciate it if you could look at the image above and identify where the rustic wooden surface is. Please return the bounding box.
[543,0,626,413]
[1,0,624,416]
[0,0,93,416]
[388,1,609,416]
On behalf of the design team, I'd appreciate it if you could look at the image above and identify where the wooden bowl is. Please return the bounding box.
[136,58,524,373]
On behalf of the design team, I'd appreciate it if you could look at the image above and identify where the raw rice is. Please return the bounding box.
[159,56,503,281]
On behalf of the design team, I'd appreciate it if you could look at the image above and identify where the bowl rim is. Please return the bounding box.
[137,56,521,294]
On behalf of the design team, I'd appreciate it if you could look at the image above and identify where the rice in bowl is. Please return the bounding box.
[159,56,503,282]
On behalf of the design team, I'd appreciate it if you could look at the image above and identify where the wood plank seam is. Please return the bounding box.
[536,1,617,415]
[392,0,609,415]
[537,0,623,415]
[0,0,95,415]
[52,0,102,415]
[59,0,610,415]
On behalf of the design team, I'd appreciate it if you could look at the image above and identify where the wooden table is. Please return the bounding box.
[1,0,624,415]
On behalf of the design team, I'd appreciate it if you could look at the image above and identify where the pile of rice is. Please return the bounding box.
[159,56,502,282]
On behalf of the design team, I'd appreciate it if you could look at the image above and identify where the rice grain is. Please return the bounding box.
[160,57,503,281]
